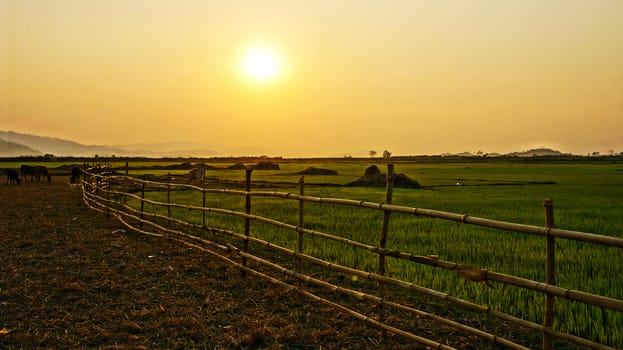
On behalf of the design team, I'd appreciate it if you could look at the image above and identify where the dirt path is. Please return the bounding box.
[1,180,544,349]
[1,181,427,349]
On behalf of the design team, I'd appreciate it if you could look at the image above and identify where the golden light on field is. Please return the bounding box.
[242,47,282,82]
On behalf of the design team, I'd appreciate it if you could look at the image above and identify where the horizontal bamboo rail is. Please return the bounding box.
[210,226,616,349]
[86,182,620,350]
[83,191,457,349]
[98,184,623,314]
[82,169,622,350]
[234,247,527,350]
[83,190,230,252]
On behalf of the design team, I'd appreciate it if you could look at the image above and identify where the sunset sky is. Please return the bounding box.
[2,0,622,157]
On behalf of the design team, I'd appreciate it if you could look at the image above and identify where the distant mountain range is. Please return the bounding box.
[0,139,42,157]
[0,130,579,158]
[445,148,569,158]
[0,131,220,157]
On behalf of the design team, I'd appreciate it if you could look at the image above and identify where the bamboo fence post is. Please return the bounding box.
[92,167,98,200]
[86,166,91,191]
[139,175,146,230]
[125,161,129,176]
[378,163,395,325]
[91,169,97,199]
[543,199,555,350]
[105,172,111,217]
[297,176,305,282]
[202,189,207,229]
[201,167,207,229]
[167,173,172,229]
[242,168,253,274]
[82,162,87,190]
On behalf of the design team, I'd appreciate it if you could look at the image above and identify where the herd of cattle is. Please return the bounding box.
[6,164,254,186]
[6,164,206,186]
[5,165,82,186]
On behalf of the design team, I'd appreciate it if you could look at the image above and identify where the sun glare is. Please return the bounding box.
[242,47,281,82]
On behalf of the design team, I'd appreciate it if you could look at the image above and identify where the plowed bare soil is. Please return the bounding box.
[0,181,536,349]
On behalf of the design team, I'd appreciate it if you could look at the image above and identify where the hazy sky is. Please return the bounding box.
[2,0,622,156]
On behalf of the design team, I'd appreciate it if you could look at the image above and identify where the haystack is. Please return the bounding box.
[296,167,338,175]
[193,162,216,170]
[348,165,421,188]
[253,162,280,170]
[227,163,247,170]
[162,162,195,170]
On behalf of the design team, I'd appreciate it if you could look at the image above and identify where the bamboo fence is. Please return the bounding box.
[79,165,623,350]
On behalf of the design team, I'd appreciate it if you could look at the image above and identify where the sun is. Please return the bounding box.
[242,47,281,82]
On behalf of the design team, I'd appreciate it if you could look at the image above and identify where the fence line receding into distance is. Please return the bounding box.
[80,165,623,350]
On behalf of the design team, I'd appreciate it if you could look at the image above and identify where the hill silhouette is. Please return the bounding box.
[0,139,42,156]
[1,131,585,158]
[0,131,219,157]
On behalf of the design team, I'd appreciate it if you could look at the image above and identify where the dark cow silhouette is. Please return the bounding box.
[7,169,21,185]
[34,165,52,182]
[20,165,35,182]
[70,166,81,184]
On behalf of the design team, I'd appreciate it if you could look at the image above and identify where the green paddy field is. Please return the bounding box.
[3,157,622,346]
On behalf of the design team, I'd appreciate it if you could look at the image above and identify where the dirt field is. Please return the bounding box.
[0,180,535,349]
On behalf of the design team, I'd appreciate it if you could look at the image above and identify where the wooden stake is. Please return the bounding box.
[543,199,555,350]
[242,168,252,274]
[139,174,146,230]
[297,176,305,282]
[202,190,207,229]
[378,164,394,325]
[167,173,172,229]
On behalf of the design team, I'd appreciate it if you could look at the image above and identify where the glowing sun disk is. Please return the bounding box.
[243,47,280,81]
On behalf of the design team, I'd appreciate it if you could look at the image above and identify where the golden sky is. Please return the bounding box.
[2,0,622,156]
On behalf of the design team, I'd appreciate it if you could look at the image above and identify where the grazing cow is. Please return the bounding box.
[7,169,21,185]
[188,167,205,184]
[70,166,81,184]
[20,165,36,182]
[34,165,52,183]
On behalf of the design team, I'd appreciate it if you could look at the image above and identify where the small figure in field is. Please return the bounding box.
[70,166,81,184]
[188,167,205,184]
[7,170,21,185]
[34,165,52,183]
